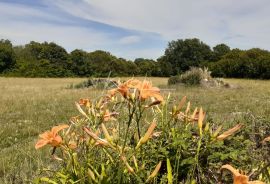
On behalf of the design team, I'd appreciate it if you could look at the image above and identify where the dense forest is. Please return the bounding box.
[1,38,270,79]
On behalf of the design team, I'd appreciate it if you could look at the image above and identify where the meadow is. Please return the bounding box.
[0,77,269,183]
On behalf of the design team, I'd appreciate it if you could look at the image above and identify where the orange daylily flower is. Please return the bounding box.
[35,124,69,149]
[217,124,242,140]
[221,164,265,184]
[136,80,163,102]
[108,79,141,98]
[124,79,142,88]
[108,79,163,103]
[116,83,129,98]
[79,98,91,107]
[108,80,133,98]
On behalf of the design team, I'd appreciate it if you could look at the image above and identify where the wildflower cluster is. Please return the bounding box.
[34,79,269,183]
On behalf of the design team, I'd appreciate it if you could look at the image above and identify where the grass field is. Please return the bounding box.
[0,77,270,183]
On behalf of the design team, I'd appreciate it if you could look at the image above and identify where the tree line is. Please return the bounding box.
[1,38,270,79]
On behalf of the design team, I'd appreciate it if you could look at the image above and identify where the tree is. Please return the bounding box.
[23,41,72,77]
[70,49,92,76]
[134,58,157,76]
[0,39,15,73]
[212,43,231,61]
[209,48,270,79]
[162,38,212,75]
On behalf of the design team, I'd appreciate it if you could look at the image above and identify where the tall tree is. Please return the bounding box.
[134,58,157,76]
[0,39,15,73]
[212,43,230,61]
[162,38,212,75]
[70,49,91,76]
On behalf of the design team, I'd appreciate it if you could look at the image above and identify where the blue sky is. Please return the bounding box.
[1,0,270,60]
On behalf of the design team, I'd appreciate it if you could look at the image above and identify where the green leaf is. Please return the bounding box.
[39,177,58,184]
[167,158,173,184]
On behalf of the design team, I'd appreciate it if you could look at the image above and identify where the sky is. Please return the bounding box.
[1,0,270,60]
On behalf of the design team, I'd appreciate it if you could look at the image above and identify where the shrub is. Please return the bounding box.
[34,78,270,183]
[70,78,118,89]
[168,67,212,85]
[180,68,203,85]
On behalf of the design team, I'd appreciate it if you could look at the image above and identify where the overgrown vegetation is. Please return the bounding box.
[33,78,270,183]
[1,38,270,78]
[1,77,270,183]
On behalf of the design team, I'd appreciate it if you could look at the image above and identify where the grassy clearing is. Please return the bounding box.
[0,77,269,183]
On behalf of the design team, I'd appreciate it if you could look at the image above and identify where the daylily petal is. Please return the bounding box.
[221,164,265,184]
[50,135,62,147]
[108,88,117,97]
[221,164,240,176]
[248,181,266,184]
[39,131,51,139]
[125,79,141,88]
[51,124,69,136]
[35,139,49,149]
[151,92,164,102]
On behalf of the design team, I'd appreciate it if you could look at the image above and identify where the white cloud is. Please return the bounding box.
[1,0,270,59]
[0,1,164,59]
[119,35,141,45]
[0,22,109,52]
[0,2,113,53]
[50,0,270,50]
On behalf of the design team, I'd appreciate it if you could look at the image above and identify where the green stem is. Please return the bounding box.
[193,136,202,180]
[135,101,145,139]
[122,103,136,152]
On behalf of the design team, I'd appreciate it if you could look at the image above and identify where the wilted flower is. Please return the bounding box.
[217,124,242,140]
[103,109,118,122]
[262,135,270,143]
[221,164,265,184]
[121,155,135,174]
[70,116,80,124]
[83,127,116,149]
[35,124,69,149]
[151,131,162,138]
[68,141,77,149]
